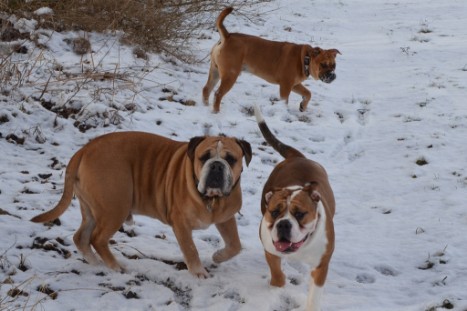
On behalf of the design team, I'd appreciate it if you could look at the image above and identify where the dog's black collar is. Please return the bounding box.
[304,55,310,77]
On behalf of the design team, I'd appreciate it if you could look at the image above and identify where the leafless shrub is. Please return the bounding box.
[2,0,271,62]
[0,0,271,131]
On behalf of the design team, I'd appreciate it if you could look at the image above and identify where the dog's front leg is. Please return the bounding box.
[212,216,241,263]
[265,250,286,287]
[306,263,329,311]
[292,83,312,111]
[306,280,323,311]
[279,84,293,107]
[172,223,209,278]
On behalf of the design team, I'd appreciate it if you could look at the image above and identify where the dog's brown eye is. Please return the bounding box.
[321,63,335,70]
[270,209,280,219]
[294,211,307,221]
[225,154,237,166]
[199,153,210,164]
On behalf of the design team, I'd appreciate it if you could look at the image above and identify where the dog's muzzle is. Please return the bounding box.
[202,160,232,197]
[320,71,336,83]
[273,219,309,254]
[276,219,292,241]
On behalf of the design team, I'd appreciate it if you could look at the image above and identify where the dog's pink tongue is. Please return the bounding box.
[274,241,292,252]
[273,240,305,253]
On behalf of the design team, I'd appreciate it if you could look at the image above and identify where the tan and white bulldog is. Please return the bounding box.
[203,7,341,113]
[31,131,252,278]
[255,107,335,311]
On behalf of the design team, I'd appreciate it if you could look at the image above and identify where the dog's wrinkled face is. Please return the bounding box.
[188,136,251,198]
[263,185,322,254]
[310,48,341,84]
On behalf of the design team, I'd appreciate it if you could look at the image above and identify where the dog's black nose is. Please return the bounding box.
[205,161,225,189]
[276,219,292,241]
[210,161,224,172]
[322,72,336,83]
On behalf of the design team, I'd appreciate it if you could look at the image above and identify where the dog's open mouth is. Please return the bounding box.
[273,234,309,254]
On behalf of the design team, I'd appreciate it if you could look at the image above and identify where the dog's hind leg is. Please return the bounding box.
[213,73,239,113]
[202,62,220,106]
[292,83,312,112]
[73,200,99,265]
[90,208,128,272]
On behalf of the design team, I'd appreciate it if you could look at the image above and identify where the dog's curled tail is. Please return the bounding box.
[31,149,83,223]
[254,105,305,159]
[216,7,233,42]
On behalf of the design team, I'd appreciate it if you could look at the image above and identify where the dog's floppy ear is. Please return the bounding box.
[330,48,342,56]
[236,139,252,166]
[264,191,274,204]
[187,136,206,161]
[309,47,322,58]
[303,182,321,202]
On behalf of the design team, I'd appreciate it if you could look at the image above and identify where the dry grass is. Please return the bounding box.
[1,0,270,62]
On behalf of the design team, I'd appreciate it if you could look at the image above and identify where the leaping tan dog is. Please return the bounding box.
[254,106,335,311]
[31,131,252,278]
[203,7,341,113]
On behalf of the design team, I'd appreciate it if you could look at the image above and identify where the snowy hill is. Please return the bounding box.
[1,1,466,310]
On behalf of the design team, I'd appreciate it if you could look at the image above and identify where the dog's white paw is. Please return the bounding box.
[82,252,100,266]
[189,265,210,279]
[108,261,126,274]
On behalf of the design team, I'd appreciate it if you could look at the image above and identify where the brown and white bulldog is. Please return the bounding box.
[31,131,252,278]
[203,7,341,113]
[255,107,335,311]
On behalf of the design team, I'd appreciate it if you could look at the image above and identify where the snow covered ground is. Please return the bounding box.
[1,0,467,310]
